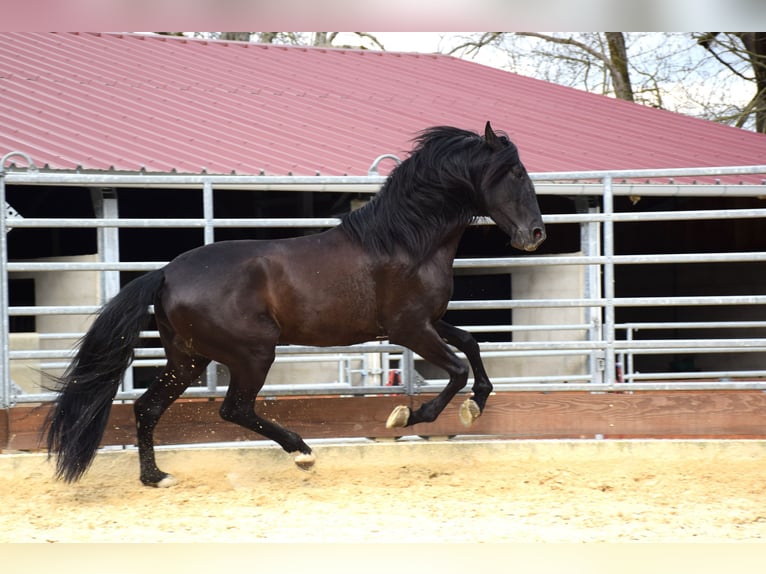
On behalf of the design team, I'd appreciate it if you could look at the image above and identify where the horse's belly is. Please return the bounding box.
[277,328,379,347]
[275,302,381,347]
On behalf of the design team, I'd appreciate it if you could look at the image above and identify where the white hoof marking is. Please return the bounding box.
[459,398,481,427]
[294,452,316,470]
[386,405,411,428]
[156,474,178,488]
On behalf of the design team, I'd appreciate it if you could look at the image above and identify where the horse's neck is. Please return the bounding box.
[340,186,475,263]
[414,221,468,270]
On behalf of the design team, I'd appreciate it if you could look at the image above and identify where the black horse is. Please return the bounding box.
[45,122,546,487]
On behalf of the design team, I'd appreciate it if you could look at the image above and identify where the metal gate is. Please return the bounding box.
[2,153,766,408]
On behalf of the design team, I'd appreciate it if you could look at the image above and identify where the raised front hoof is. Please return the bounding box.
[386,405,411,428]
[141,473,178,488]
[294,452,316,471]
[459,398,482,427]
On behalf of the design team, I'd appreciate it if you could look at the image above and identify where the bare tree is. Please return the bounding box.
[448,32,759,131]
[513,33,635,102]
[604,32,633,102]
[696,32,766,133]
[450,33,637,101]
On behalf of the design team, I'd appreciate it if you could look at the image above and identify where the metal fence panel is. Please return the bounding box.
[2,155,766,407]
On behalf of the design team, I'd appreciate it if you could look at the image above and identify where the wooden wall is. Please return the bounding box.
[3,391,766,452]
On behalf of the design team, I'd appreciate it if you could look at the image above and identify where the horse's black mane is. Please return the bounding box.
[340,125,520,261]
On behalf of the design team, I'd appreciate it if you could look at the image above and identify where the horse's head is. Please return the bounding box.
[479,122,546,252]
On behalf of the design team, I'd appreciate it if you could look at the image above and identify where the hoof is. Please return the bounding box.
[294,452,316,471]
[386,405,411,428]
[156,474,178,488]
[143,473,177,488]
[459,398,481,427]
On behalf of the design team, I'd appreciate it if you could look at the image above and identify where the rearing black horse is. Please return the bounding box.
[45,122,546,487]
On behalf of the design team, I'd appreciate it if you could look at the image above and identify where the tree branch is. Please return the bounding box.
[448,33,503,57]
[517,32,634,101]
[696,32,753,81]
[351,32,386,51]
[515,32,610,66]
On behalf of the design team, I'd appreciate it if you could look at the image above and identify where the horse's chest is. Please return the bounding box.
[377,262,453,317]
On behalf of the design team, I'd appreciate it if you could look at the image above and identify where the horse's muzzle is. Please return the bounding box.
[514,225,546,252]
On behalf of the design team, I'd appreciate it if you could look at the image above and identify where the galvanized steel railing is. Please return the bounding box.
[2,157,766,407]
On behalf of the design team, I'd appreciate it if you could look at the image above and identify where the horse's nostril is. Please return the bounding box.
[533,227,544,241]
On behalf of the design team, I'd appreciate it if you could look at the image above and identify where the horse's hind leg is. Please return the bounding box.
[220,348,315,470]
[435,320,492,426]
[134,349,210,487]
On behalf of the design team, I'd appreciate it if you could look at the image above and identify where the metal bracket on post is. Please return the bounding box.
[367,154,401,176]
[0,152,37,408]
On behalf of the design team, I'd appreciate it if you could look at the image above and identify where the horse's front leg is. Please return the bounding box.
[385,323,470,429]
[434,320,492,426]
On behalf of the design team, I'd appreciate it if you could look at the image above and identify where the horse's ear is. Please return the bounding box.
[484,121,501,151]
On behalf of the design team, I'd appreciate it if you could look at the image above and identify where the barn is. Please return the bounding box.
[2,32,766,450]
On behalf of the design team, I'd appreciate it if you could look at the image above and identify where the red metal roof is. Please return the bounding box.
[1,32,766,179]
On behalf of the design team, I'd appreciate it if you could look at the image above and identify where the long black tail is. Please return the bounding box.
[44,269,165,482]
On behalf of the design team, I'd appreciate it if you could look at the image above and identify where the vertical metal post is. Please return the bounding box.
[0,163,10,408]
[203,179,215,245]
[402,348,415,395]
[92,188,130,390]
[367,342,382,386]
[338,357,346,386]
[0,152,36,408]
[578,198,603,384]
[626,327,635,384]
[202,179,218,391]
[382,350,391,387]
[91,189,121,303]
[602,175,616,387]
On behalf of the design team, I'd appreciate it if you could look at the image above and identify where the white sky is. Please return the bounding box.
[335,32,510,69]
[364,32,447,52]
